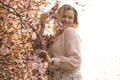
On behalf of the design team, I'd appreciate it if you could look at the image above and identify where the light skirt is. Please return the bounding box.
[47,69,82,80]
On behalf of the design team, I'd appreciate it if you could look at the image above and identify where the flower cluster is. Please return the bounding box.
[0,0,83,80]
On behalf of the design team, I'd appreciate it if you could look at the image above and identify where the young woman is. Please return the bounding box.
[40,4,82,80]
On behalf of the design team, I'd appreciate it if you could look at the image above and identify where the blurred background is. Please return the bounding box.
[76,0,120,80]
[0,0,120,80]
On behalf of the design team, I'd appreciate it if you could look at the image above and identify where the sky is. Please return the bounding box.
[78,0,120,80]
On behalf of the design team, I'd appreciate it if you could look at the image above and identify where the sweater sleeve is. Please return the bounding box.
[54,28,82,70]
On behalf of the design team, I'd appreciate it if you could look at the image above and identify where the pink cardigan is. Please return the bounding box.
[48,27,82,71]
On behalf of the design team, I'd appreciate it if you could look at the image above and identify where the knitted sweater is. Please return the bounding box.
[48,27,82,71]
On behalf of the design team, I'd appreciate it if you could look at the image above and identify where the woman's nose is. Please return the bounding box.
[65,17,69,22]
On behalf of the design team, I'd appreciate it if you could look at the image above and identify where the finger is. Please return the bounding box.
[39,50,47,57]
[40,50,47,53]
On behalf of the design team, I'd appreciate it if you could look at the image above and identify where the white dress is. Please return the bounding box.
[47,27,82,80]
[47,68,82,80]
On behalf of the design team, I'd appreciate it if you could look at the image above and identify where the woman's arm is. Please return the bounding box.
[53,28,82,70]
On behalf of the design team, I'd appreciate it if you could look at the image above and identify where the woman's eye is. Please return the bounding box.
[62,15,73,20]
[68,16,73,19]
[62,15,66,18]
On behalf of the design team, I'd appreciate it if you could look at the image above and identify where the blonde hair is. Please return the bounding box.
[57,4,79,29]
[52,4,79,36]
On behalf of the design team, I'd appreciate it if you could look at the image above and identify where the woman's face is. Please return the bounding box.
[61,10,75,28]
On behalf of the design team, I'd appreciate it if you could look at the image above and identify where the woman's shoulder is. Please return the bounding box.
[63,27,77,36]
[64,27,76,33]
[63,27,82,42]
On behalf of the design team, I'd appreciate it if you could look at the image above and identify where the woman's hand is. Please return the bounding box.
[40,13,49,24]
[37,49,52,64]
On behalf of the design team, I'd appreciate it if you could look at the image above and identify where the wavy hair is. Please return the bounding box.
[57,4,79,29]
